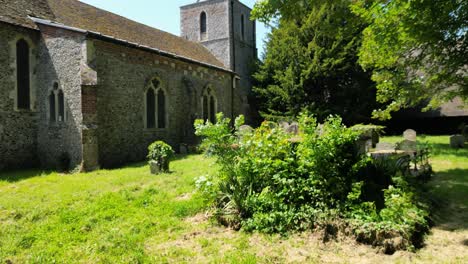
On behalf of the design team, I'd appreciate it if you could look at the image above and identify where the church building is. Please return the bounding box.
[0,0,257,171]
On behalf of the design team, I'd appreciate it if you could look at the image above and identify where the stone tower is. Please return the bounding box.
[180,0,257,120]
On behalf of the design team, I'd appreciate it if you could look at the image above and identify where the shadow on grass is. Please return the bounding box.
[0,169,52,183]
[428,143,468,157]
[121,154,198,169]
[429,168,468,231]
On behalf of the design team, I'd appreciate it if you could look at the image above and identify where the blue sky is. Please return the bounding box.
[79,0,270,57]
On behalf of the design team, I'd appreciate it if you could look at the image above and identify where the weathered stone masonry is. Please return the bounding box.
[92,39,235,168]
[0,0,255,171]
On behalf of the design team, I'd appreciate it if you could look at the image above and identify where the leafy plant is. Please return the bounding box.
[147,141,174,164]
[194,113,431,252]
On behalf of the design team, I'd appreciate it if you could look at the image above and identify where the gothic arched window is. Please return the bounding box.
[200,12,207,40]
[157,89,166,129]
[202,87,217,124]
[146,88,156,129]
[145,77,167,129]
[49,82,66,123]
[16,39,30,110]
[49,91,56,122]
[58,89,65,121]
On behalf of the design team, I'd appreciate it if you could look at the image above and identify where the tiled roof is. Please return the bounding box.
[0,0,226,69]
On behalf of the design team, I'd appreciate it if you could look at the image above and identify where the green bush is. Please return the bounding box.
[194,113,430,251]
[147,141,175,164]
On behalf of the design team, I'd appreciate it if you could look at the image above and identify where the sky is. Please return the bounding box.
[79,0,270,57]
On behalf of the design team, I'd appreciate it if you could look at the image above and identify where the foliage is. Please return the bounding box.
[351,0,467,119]
[195,113,431,251]
[0,136,465,261]
[252,0,380,124]
[147,141,175,164]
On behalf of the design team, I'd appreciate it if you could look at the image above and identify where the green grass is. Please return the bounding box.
[0,136,467,263]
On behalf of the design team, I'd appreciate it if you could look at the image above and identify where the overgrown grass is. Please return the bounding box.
[0,136,467,263]
[0,155,217,263]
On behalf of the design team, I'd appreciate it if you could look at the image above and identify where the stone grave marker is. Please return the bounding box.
[179,144,188,154]
[376,142,395,151]
[238,125,254,136]
[286,122,299,135]
[450,135,465,149]
[403,129,417,142]
[396,139,417,152]
[279,121,290,131]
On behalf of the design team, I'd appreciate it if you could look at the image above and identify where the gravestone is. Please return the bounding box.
[279,121,290,131]
[450,135,465,149]
[238,125,254,136]
[403,129,417,142]
[286,122,299,135]
[463,125,468,142]
[397,139,417,152]
[376,142,395,151]
[179,144,188,155]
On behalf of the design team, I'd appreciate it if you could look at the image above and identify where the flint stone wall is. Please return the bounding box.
[0,23,39,170]
[93,39,236,168]
[35,25,85,170]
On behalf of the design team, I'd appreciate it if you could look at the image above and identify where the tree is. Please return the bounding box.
[252,0,380,123]
[351,0,467,119]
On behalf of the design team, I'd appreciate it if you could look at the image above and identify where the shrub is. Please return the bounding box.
[147,141,174,164]
[194,113,430,251]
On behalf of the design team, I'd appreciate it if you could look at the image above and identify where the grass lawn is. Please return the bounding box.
[1,136,467,263]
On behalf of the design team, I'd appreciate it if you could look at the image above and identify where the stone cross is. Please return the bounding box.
[403,129,417,142]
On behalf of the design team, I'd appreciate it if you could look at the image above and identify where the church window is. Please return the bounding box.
[157,89,166,129]
[49,91,56,122]
[146,88,156,129]
[241,14,245,41]
[145,77,167,129]
[16,39,30,110]
[200,12,207,40]
[202,87,217,123]
[58,89,65,122]
[49,82,66,123]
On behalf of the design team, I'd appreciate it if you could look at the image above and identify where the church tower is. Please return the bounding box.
[180,0,257,119]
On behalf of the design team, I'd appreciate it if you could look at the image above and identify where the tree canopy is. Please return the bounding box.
[252,0,379,123]
[253,0,467,120]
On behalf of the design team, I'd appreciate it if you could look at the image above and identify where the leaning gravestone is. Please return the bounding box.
[403,129,417,142]
[286,122,299,135]
[450,135,465,149]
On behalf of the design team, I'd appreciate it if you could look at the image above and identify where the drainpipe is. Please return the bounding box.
[230,0,236,122]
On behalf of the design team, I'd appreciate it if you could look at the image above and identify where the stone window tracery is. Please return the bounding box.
[145,77,167,129]
[202,86,217,124]
[48,82,66,124]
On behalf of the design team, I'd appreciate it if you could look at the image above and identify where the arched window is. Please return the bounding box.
[200,12,207,40]
[145,77,167,129]
[16,39,30,110]
[157,89,166,129]
[49,91,56,122]
[146,88,156,129]
[202,87,217,124]
[58,90,65,122]
[241,14,245,41]
[49,82,66,124]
